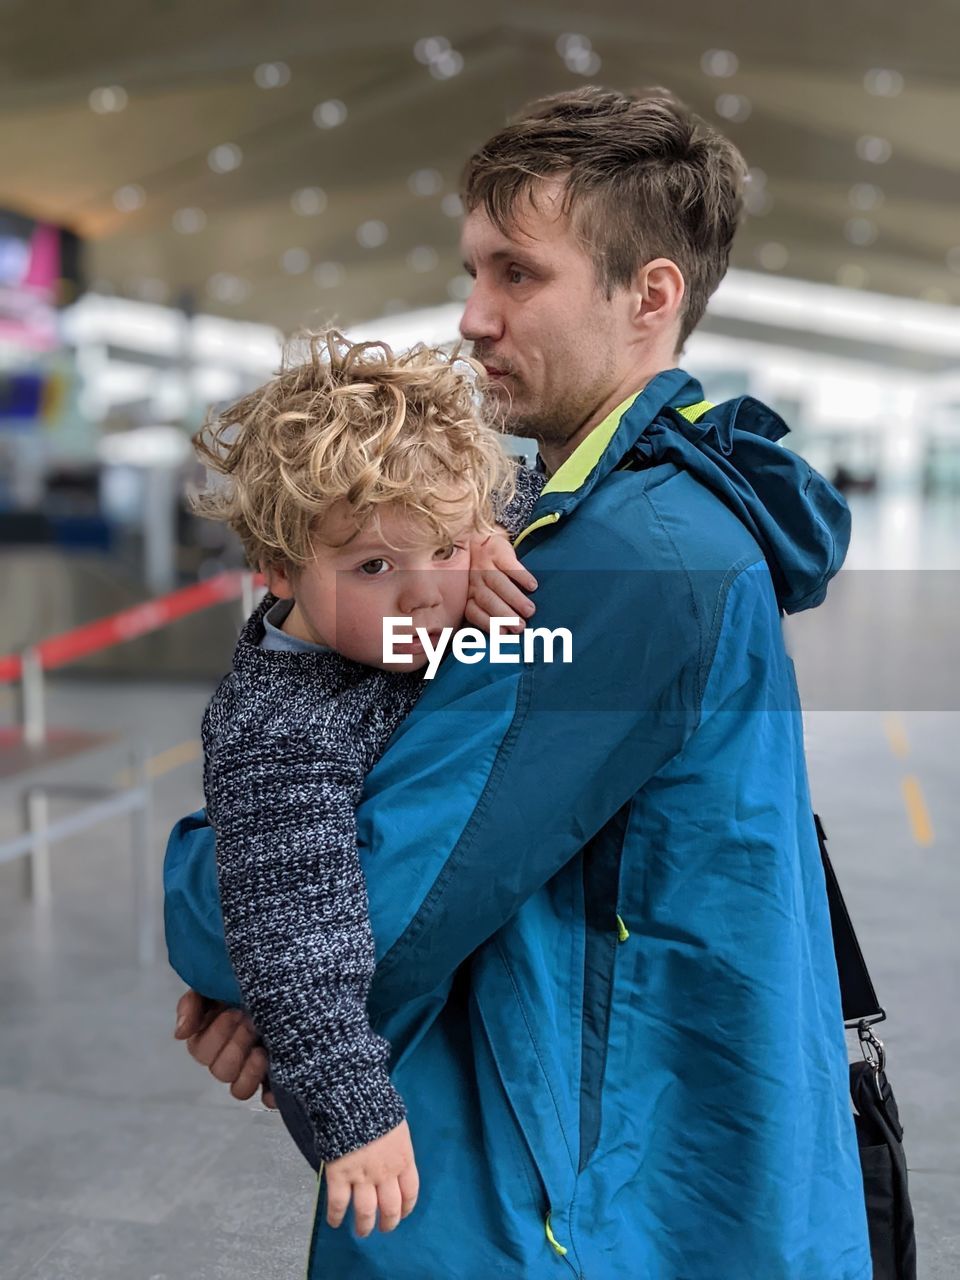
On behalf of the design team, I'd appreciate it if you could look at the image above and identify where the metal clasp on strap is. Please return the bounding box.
[858,1019,886,1102]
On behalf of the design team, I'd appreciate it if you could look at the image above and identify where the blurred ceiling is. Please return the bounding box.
[1,0,958,333]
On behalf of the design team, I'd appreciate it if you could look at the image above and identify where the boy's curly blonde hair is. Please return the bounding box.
[192,330,514,570]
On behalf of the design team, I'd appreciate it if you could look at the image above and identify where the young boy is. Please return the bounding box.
[192,332,544,1240]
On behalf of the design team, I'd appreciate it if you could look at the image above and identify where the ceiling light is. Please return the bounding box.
[744,188,772,216]
[447,274,473,301]
[430,50,464,79]
[113,184,145,213]
[441,193,464,218]
[407,246,439,273]
[856,135,892,164]
[746,167,767,188]
[357,220,388,248]
[89,86,128,114]
[556,34,591,58]
[208,144,243,174]
[757,242,789,271]
[715,94,751,123]
[172,207,206,234]
[254,62,291,89]
[281,248,310,275]
[566,49,602,75]
[864,68,904,97]
[836,264,868,289]
[313,100,347,128]
[849,183,884,211]
[408,168,444,197]
[207,273,250,304]
[701,49,739,78]
[291,187,327,216]
[845,217,878,246]
[314,262,345,288]
[414,36,451,65]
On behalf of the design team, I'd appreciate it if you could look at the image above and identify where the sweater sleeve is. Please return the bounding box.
[203,708,406,1163]
[493,462,546,539]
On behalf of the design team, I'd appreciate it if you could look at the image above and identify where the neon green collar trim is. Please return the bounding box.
[541,391,642,496]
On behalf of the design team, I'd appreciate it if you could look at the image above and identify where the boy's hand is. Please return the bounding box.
[465,529,538,634]
[324,1119,419,1237]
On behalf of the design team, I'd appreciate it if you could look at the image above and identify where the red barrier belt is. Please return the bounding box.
[0,654,22,684]
[0,571,258,683]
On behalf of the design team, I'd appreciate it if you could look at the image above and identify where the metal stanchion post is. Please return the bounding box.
[130,740,155,966]
[23,785,52,908]
[20,648,46,747]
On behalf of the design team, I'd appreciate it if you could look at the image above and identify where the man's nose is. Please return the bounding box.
[459,280,503,344]
[396,568,445,616]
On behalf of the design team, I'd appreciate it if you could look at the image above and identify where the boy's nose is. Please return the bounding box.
[396,569,445,616]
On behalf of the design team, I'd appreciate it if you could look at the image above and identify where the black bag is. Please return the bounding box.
[815,815,917,1280]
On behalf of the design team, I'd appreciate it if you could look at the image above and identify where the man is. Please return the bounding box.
[167,87,872,1278]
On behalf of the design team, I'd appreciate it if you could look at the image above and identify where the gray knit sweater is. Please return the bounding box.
[202,465,544,1164]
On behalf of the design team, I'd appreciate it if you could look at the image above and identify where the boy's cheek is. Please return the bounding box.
[379,654,429,674]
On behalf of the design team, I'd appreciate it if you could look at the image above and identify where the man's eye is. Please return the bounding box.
[507,267,527,285]
[359,559,389,576]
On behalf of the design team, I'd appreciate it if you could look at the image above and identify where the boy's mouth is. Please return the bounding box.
[399,630,441,652]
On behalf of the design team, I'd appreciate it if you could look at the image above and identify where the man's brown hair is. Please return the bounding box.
[462,86,746,348]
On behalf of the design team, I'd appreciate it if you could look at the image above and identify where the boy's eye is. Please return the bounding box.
[359,558,389,576]
[435,544,464,561]
[508,268,526,285]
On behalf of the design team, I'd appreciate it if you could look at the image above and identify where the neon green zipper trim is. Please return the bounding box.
[545,1213,569,1256]
[513,400,713,551]
[616,914,630,943]
[513,510,560,550]
[541,392,642,496]
[676,399,714,423]
[304,1165,325,1280]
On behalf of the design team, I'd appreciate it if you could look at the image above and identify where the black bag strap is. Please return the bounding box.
[814,813,885,1028]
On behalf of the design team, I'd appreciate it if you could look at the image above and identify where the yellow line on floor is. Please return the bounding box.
[901,775,934,847]
[884,714,910,760]
[115,738,202,787]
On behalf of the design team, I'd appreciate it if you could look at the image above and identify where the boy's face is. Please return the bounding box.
[265,500,473,673]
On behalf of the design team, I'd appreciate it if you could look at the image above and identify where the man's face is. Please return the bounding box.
[459,182,625,449]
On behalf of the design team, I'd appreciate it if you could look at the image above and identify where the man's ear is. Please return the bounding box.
[262,559,295,599]
[630,257,685,342]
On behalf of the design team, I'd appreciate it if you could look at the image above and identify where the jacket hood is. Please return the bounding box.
[627,381,850,614]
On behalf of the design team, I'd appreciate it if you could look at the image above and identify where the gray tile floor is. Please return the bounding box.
[0,674,957,1278]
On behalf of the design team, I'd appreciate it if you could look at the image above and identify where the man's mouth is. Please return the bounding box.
[473,349,514,380]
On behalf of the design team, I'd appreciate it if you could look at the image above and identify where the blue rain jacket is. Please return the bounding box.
[164,369,872,1280]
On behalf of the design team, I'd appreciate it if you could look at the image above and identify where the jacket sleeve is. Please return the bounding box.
[206,721,406,1163]
[164,505,710,1034]
[361,507,708,1018]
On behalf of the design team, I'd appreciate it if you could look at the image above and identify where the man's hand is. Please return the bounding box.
[324,1120,419,1237]
[465,529,538,634]
[174,989,275,1107]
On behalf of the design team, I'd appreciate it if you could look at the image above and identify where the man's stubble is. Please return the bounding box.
[476,329,619,452]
